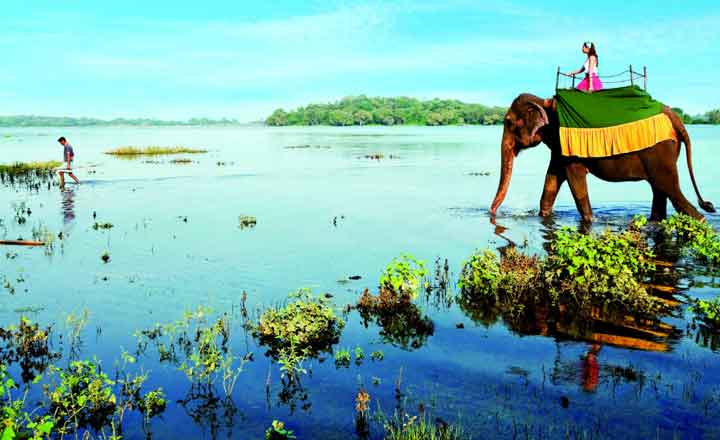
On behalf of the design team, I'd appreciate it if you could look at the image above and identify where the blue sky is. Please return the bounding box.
[3,1,718,121]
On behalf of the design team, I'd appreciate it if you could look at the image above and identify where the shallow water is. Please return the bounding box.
[1,125,720,439]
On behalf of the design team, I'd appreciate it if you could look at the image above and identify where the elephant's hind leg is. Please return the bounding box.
[647,163,703,220]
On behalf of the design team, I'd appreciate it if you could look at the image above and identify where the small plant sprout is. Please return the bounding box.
[354,346,365,365]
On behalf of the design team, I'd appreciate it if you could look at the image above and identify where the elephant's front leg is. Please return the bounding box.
[539,160,567,216]
[565,162,593,222]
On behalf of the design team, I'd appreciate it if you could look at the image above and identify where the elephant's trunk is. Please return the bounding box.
[490,128,516,216]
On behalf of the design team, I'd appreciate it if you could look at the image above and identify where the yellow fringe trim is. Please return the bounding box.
[559,113,677,158]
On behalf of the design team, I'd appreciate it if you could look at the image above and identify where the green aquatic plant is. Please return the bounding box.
[135,307,248,397]
[265,419,297,440]
[254,288,344,377]
[370,350,384,361]
[383,413,468,440]
[334,348,351,368]
[544,227,660,317]
[0,366,54,440]
[354,346,365,364]
[45,360,117,434]
[457,250,501,299]
[380,254,428,299]
[0,317,59,383]
[661,213,720,264]
[691,296,720,330]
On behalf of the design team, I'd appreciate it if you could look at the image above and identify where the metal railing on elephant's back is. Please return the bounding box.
[555,65,647,91]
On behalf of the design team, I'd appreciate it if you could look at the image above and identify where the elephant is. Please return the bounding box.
[489,93,715,222]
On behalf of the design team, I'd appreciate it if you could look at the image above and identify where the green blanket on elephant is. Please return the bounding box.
[554,86,675,158]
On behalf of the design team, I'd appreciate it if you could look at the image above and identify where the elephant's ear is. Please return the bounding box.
[528,102,549,138]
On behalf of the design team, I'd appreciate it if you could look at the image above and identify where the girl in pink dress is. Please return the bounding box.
[567,42,603,92]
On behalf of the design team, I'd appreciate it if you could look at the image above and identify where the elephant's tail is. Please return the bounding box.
[664,107,716,213]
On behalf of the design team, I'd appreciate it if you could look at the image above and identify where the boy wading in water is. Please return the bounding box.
[57,136,80,186]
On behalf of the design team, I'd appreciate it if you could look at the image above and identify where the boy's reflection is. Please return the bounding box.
[61,187,76,223]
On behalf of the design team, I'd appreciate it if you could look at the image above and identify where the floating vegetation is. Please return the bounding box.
[265,420,297,440]
[170,158,193,164]
[239,215,257,229]
[92,222,114,230]
[661,213,720,264]
[0,161,61,189]
[105,146,208,157]
[254,288,344,377]
[101,251,110,263]
[467,171,490,176]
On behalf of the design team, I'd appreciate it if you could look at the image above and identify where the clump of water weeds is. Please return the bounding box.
[135,306,249,398]
[254,288,344,377]
[239,216,257,229]
[0,161,61,190]
[0,316,60,383]
[459,226,663,323]
[356,254,434,350]
[43,358,166,437]
[265,419,297,440]
[382,412,468,440]
[691,296,720,330]
[660,213,720,264]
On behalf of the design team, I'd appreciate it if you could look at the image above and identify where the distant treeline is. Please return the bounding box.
[0,115,241,127]
[265,96,507,126]
[672,108,720,125]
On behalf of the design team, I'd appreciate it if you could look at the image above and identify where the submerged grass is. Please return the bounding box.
[105,146,208,157]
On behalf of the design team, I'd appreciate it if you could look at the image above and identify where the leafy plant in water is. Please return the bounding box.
[661,213,720,264]
[0,366,54,440]
[265,419,296,440]
[44,360,118,434]
[254,288,344,377]
[0,317,59,384]
[380,254,428,299]
[354,346,365,365]
[334,348,351,369]
[544,227,660,318]
[357,289,434,351]
[691,296,720,330]
[457,250,501,299]
[136,307,249,397]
